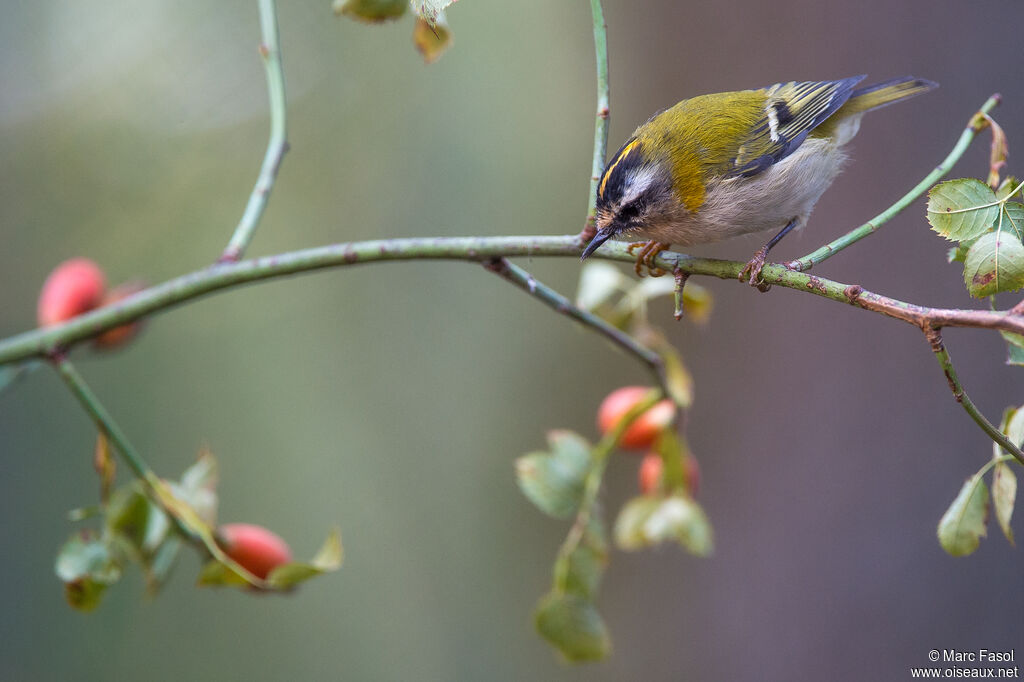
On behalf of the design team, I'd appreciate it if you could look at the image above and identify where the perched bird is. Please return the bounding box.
[581,75,937,283]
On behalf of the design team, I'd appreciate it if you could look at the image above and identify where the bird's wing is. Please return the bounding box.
[727,76,865,178]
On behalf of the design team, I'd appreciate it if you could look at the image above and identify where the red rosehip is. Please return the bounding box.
[94,281,146,349]
[219,523,293,580]
[37,258,106,327]
[639,453,663,495]
[597,386,675,451]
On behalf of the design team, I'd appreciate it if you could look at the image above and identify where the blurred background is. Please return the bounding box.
[2,0,1023,679]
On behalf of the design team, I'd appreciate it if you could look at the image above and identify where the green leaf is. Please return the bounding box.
[937,473,990,556]
[613,493,713,556]
[644,494,713,557]
[613,496,661,551]
[332,0,407,22]
[412,14,452,64]
[991,461,1016,545]
[144,536,182,595]
[200,528,343,592]
[995,176,1020,201]
[1002,203,1024,242]
[266,527,344,590]
[654,430,687,490]
[534,592,610,662]
[927,179,999,241]
[947,236,979,264]
[516,431,593,518]
[999,331,1024,366]
[962,231,1024,298]
[55,532,122,611]
[106,485,170,556]
[563,518,608,600]
[175,448,219,525]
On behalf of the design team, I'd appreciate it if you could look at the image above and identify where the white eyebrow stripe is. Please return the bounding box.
[622,166,659,204]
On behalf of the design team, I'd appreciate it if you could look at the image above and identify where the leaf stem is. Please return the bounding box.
[579,0,610,244]
[923,326,1024,466]
[786,94,1003,272]
[220,0,289,263]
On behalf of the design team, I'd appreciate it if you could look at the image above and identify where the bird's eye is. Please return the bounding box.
[616,201,643,223]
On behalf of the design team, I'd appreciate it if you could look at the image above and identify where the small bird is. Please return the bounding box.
[581,75,937,283]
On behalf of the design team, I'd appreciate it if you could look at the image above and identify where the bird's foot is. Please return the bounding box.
[739,246,772,292]
[626,240,671,277]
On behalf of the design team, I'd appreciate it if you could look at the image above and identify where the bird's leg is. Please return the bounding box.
[739,218,798,290]
[626,240,671,277]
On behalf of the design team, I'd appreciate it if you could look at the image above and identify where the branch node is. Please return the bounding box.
[843,284,864,304]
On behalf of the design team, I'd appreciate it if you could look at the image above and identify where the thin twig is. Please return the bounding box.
[50,357,202,541]
[579,0,610,245]
[922,326,1024,466]
[7,237,1024,365]
[786,94,1002,272]
[220,0,289,263]
[483,258,667,393]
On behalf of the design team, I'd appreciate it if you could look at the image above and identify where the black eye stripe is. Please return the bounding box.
[616,201,642,222]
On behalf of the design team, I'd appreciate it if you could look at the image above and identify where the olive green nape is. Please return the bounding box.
[634,91,767,212]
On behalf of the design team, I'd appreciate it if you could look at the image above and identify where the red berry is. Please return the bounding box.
[37,259,106,327]
[638,453,663,495]
[219,523,293,580]
[597,386,675,451]
[94,281,145,349]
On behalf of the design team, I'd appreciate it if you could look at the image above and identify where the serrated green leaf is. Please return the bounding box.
[1002,203,1024,242]
[963,231,1024,298]
[927,179,999,241]
[937,474,990,556]
[991,461,1016,545]
[534,592,610,662]
[332,0,407,22]
[516,431,593,518]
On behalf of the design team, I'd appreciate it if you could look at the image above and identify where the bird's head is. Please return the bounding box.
[582,138,679,259]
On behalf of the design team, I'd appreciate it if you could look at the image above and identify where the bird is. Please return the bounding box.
[580,75,937,284]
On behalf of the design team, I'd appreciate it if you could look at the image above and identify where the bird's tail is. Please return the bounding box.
[844,77,938,115]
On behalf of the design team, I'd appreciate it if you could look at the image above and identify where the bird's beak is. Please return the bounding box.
[580,226,617,260]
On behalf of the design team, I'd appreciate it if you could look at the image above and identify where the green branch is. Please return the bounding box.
[6,237,1024,366]
[786,94,1002,272]
[220,0,289,263]
[483,258,667,393]
[580,0,610,243]
[923,327,1024,466]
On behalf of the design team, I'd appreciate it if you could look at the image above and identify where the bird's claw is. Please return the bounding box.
[739,247,772,292]
[627,241,670,277]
